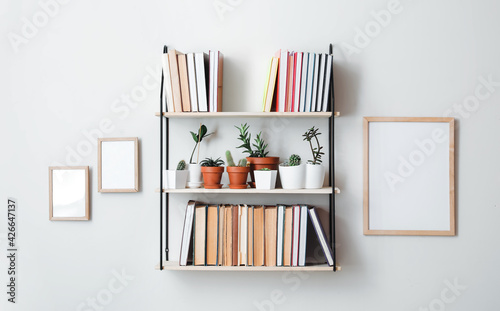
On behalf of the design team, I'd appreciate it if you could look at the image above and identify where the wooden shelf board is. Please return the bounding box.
[155,186,340,194]
[154,112,339,118]
[156,261,340,271]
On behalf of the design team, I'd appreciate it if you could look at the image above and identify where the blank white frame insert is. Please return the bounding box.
[98,137,139,193]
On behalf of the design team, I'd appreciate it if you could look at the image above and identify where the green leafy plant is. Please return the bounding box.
[259,168,271,171]
[226,150,248,167]
[200,157,225,167]
[189,124,213,164]
[303,126,324,165]
[235,123,269,157]
[289,154,301,166]
[176,160,186,170]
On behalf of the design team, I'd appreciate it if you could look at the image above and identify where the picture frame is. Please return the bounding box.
[363,117,455,236]
[49,166,90,221]
[98,137,139,193]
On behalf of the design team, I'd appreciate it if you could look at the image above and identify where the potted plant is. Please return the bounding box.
[165,160,189,189]
[279,154,305,189]
[235,123,279,187]
[254,168,278,190]
[187,124,213,188]
[200,157,225,189]
[303,126,325,189]
[225,151,250,189]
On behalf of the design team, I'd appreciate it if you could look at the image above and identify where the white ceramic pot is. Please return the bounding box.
[254,170,277,190]
[305,163,325,189]
[278,164,305,189]
[164,170,188,189]
[187,163,203,187]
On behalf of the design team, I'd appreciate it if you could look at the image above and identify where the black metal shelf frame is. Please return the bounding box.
[159,44,336,271]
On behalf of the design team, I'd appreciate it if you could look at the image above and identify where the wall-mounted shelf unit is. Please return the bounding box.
[157,44,339,272]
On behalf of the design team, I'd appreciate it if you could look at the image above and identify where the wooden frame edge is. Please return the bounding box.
[49,166,90,221]
[363,117,456,236]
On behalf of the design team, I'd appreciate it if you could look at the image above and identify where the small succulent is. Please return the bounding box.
[303,126,324,165]
[280,154,301,167]
[200,157,225,167]
[259,168,271,171]
[176,160,186,170]
[289,154,301,167]
[238,159,248,167]
[226,150,249,167]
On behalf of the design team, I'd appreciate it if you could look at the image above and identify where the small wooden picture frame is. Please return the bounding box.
[98,137,139,192]
[49,166,90,221]
[363,117,455,236]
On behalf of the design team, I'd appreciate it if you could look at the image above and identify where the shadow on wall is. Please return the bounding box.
[224,56,249,113]
[333,60,362,116]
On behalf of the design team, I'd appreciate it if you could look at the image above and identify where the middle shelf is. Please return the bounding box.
[155,186,340,194]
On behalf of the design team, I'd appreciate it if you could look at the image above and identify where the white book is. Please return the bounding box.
[214,51,221,112]
[186,53,198,112]
[322,54,333,112]
[316,54,327,112]
[298,205,308,266]
[276,205,285,266]
[194,53,208,112]
[278,50,288,112]
[299,53,309,112]
[305,53,316,112]
[291,205,301,266]
[310,53,320,112]
[161,53,175,112]
[209,51,216,112]
[293,52,303,112]
[179,201,196,266]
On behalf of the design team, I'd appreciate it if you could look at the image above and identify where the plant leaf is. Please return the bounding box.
[190,131,198,142]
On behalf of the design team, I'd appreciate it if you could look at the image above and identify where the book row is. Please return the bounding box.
[262,50,333,113]
[179,200,334,267]
[161,48,223,113]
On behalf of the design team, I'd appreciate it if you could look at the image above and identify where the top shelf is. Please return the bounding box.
[155,112,339,118]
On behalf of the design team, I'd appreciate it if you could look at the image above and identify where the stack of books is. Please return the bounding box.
[179,200,334,267]
[262,50,333,113]
[161,48,223,113]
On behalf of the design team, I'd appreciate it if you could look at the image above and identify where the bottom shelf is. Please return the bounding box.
[156,261,341,272]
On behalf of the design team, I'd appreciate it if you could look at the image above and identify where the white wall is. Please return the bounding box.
[2,0,500,310]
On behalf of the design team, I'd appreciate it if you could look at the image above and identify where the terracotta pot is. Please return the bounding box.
[246,157,280,187]
[226,166,250,189]
[201,166,225,189]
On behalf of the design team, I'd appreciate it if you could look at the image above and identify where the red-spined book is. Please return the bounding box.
[285,52,294,112]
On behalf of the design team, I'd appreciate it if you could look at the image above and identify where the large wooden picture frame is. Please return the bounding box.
[49,166,90,221]
[98,137,139,193]
[363,117,455,236]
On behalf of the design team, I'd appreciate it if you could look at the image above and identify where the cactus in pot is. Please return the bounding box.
[226,150,250,189]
